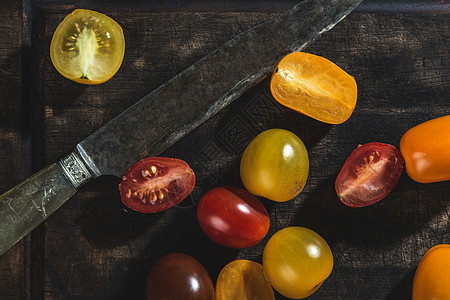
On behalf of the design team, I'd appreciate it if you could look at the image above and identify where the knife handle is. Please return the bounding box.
[0,152,92,256]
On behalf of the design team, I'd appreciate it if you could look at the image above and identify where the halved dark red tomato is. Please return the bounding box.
[335,142,404,207]
[119,157,195,213]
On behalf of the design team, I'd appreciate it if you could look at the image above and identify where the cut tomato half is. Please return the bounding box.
[119,157,195,213]
[50,9,125,84]
[335,142,404,207]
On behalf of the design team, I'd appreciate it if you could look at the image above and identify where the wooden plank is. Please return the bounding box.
[0,1,448,299]
[38,7,449,300]
[0,1,28,299]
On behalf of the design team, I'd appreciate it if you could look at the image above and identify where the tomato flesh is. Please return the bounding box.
[215,260,275,300]
[335,142,404,207]
[270,52,357,124]
[119,157,195,213]
[197,187,270,249]
[263,227,333,299]
[400,115,450,183]
[412,244,450,300]
[50,9,125,84]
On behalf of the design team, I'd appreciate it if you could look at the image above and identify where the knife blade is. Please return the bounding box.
[0,0,362,256]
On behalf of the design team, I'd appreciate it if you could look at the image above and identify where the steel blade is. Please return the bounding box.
[77,0,362,177]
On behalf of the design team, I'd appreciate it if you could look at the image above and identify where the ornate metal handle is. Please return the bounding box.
[0,151,92,256]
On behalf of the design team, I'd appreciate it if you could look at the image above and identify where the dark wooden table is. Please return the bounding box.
[1,0,449,299]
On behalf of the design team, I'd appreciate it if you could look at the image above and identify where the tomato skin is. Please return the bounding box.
[400,115,450,183]
[270,52,357,124]
[119,157,195,213]
[240,129,309,202]
[263,227,333,299]
[197,187,270,249]
[50,9,125,84]
[215,260,275,300]
[335,142,404,207]
[412,244,450,300]
[146,253,214,300]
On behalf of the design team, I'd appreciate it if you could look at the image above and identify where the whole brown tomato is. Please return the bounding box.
[146,253,214,300]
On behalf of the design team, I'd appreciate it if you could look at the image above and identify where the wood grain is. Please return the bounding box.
[0,1,449,299]
[0,1,28,299]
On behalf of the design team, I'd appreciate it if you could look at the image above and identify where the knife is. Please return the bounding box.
[0,0,362,256]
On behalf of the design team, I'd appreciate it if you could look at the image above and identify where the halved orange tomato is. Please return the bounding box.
[50,9,125,84]
[270,52,357,124]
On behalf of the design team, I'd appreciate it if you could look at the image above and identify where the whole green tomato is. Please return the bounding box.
[263,227,333,299]
[240,129,309,202]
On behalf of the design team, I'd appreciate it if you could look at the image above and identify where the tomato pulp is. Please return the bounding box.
[50,9,125,84]
[335,142,404,207]
[270,52,358,124]
[197,187,270,248]
[119,157,195,213]
[400,115,450,183]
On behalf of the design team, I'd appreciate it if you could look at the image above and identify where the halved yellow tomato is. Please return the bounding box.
[50,9,125,84]
[270,52,357,124]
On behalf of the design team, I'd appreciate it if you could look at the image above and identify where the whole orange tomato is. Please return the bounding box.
[400,115,450,183]
[412,244,450,300]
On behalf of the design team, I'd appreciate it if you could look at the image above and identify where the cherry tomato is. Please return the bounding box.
[119,157,195,213]
[270,52,357,124]
[263,227,333,299]
[400,115,450,183]
[335,142,404,207]
[197,187,270,248]
[240,129,309,202]
[412,244,450,300]
[50,9,125,84]
[215,260,275,300]
[146,253,214,300]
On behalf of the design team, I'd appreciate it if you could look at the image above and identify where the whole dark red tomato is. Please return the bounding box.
[119,157,195,213]
[197,186,270,248]
[335,142,404,207]
[146,253,214,300]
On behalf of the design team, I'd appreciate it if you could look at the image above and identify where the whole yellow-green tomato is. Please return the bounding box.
[263,227,333,299]
[240,129,309,202]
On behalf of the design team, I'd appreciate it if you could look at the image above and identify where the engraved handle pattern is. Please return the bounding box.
[0,152,92,256]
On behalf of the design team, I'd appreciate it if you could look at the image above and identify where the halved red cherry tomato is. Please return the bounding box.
[335,142,404,207]
[197,187,270,248]
[400,115,450,183]
[412,244,450,300]
[119,157,195,213]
